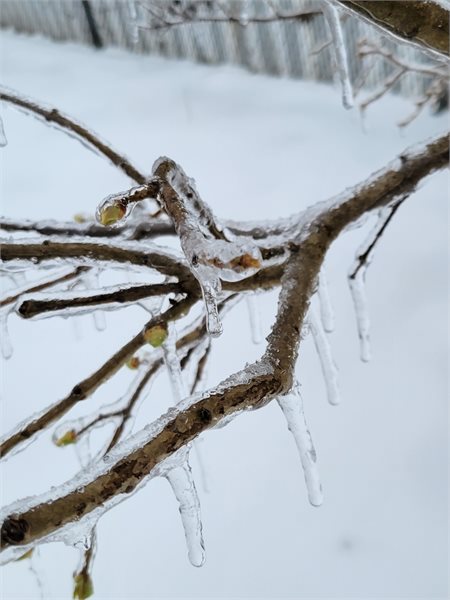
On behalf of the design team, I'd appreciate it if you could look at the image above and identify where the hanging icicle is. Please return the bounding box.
[321,0,354,109]
[277,383,323,507]
[308,307,340,406]
[317,268,335,333]
[348,203,402,361]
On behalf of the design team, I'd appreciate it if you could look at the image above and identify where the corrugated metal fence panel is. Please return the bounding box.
[0,0,434,97]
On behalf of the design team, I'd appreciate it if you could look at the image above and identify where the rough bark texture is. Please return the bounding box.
[2,133,447,551]
[339,1,449,58]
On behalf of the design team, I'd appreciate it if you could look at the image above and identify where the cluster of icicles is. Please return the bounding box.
[0,244,380,569]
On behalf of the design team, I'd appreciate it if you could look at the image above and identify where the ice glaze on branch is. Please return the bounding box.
[336,1,449,60]
[0,88,146,184]
[2,133,447,553]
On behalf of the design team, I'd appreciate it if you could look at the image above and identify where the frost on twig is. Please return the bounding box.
[277,383,323,507]
[307,306,340,405]
[348,200,404,362]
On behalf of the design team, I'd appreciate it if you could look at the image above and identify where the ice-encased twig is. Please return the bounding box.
[321,0,354,109]
[317,268,335,333]
[95,179,160,227]
[348,202,403,362]
[277,384,323,507]
[308,307,340,405]
[153,157,262,337]
[0,86,146,183]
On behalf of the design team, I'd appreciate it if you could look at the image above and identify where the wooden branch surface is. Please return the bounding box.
[2,132,447,551]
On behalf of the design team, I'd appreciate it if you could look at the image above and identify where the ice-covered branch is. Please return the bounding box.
[137,0,321,30]
[0,87,147,184]
[335,1,449,60]
[0,239,194,283]
[16,281,182,320]
[0,215,175,240]
[0,296,195,459]
[152,157,262,336]
[357,38,449,125]
[348,199,404,361]
[0,266,88,309]
[0,134,447,557]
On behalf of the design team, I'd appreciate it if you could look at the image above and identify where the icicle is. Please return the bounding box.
[0,114,7,147]
[159,293,209,516]
[348,270,371,362]
[321,0,354,109]
[246,293,263,344]
[165,457,205,567]
[317,269,335,333]
[348,206,397,362]
[308,307,340,405]
[277,384,323,507]
[162,325,210,493]
[0,308,14,359]
[196,268,223,337]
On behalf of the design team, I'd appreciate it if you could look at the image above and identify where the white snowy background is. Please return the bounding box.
[0,30,448,599]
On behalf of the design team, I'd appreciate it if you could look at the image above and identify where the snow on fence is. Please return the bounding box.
[0,0,431,97]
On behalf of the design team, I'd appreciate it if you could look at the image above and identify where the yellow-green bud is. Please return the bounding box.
[54,429,77,447]
[144,324,168,347]
[73,572,94,600]
[99,204,126,226]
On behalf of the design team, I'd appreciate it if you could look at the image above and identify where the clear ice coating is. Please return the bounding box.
[165,454,206,567]
[0,114,7,147]
[308,307,340,406]
[348,206,396,362]
[95,181,157,228]
[321,0,354,109]
[317,268,335,333]
[277,383,323,507]
[152,156,262,337]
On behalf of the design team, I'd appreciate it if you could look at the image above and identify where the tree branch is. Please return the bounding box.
[336,1,449,59]
[2,133,447,553]
[0,88,147,184]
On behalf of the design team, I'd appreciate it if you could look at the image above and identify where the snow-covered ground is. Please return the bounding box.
[0,31,448,599]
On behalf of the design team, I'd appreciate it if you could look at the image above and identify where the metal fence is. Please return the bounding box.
[0,0,433,97]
